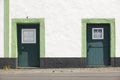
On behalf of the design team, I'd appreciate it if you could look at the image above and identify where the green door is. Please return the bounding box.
[87,24,110,66]
[17,24,40,67]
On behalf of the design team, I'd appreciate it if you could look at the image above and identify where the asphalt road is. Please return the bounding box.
[0,72,120,80]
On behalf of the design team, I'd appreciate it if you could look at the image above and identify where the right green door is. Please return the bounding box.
[87,24,110,66]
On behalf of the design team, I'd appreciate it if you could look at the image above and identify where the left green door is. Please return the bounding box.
[17,24,40,67]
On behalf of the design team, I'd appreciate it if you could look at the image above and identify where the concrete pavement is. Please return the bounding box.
[0,67,120,80]
[0,67,120,73]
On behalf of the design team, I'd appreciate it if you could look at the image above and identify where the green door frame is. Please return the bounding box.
[11,18,45,59]
[82,18,115,58]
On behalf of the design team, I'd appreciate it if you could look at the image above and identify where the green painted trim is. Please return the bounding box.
[11,18,45,58]
[82,18,115,58]
[4,0,9,57]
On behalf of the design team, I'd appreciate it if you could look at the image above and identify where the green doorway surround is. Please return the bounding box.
[82,18,115,58]
[11,18,45,58]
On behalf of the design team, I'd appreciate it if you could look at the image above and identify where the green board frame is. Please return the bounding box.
[4,0,9,57]
[11,18,45,58]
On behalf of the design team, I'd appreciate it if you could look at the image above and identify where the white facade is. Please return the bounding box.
[1,0,120,57]
[0,0,4,57]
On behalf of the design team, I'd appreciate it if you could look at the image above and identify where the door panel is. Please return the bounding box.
[87,47,104,65]
[18,51,28,67]
[17,24,40,67]
[87,24,110,66]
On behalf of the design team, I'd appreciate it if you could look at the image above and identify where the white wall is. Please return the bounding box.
[0,0,4,57]
[10,0,120,57]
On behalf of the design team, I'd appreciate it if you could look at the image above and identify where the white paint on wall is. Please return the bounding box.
[0,0,4,57]
[115,19,120,57]
[10,0,120,57]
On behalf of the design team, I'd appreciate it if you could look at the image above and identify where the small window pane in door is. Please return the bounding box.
[92,28,104,40]
[22,29,36,43]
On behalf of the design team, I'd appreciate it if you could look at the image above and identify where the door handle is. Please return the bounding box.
[88,44,92,48]
[21,47,24,49]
